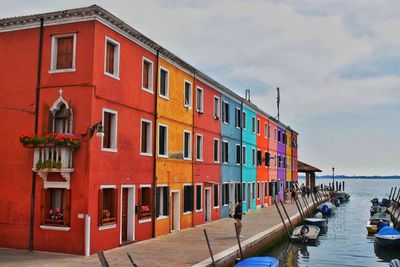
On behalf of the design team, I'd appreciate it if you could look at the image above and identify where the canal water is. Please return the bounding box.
[260,178,400,267]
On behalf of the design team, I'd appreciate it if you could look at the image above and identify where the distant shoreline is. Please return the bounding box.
[299,175,400,180]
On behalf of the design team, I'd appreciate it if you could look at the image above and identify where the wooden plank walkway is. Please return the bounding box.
[0,198,320,267]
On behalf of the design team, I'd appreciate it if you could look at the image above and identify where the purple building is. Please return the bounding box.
[277,126,286,201]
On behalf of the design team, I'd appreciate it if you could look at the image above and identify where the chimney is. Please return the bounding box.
[245,89,251,102]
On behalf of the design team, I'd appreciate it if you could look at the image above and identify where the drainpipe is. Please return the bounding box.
[29,17,44,251]
[192,73,196,227]
[240,101,243,203]
[152,49,160,238]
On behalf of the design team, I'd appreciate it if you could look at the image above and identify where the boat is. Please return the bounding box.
[290,225,320,243]
[390,259,400,267]
[305,212,327,229]
[335,191,350,203]
[317,202,336,216]
[366,212,393,234]
[374,226,400,248]
[370,205,389,216]
[234,256,279,267]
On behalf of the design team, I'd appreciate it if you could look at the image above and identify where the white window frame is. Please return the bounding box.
[236,144,241,165]
[264,123,268,138]
[140,118,152,156]
[213,184,219,209]
[183,130,192,160]
[257,149,261,167]
[184,80,192,108]
[159,66,169,99]
[138,184,152,223]
[158,123,168,158]
[222,140,229,164]
[156,184,169,220]
[183,183,193,215]
[195,183,203,212]
[257,118,260,135]
[252,148,256,166]
[196,87,204,113]
[196,134,203,161]
[274,128,277,142]
[213,138,220,163]
[50,33,77,73]
[222,101,229,124]
[214,96,220,119]
[235,108,241,129]
[242,145,247,165]
[99,184,117,230]
[101,108,118,152]
[252,117,256,134]
[242,111,247,130]
[142,57,154,93]
[104,36,120,80]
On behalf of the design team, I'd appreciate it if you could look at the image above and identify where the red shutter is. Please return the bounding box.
[57,36,73,69]
[98,189,104,226]
[143,62,149,89]
[64,189,71,226]
[113,188,118,223]
[41,189,51,225]
[106,42,114,74]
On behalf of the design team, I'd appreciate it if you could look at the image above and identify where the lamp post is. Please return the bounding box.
[332,167,335,191]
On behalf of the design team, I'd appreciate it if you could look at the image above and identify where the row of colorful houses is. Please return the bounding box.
[0,5,298,255]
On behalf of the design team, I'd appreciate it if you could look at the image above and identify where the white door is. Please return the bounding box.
[171,191,180,231]
[120,186,135,244]
[205,188,211,222]
[261,182,265,207]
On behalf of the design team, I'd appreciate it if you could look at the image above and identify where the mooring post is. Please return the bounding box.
[395,211,400,229]
[127,253,138,267]
[392,187,398,201]
[295,198,305,221]
[310,192,316,208]
[97,251,110,267]
[389,187,393,200]
[234,223,244,260]
[301,196,309,216]
[275,203,291,240]
[396,190,400,202]
[343,181,345,191]
[280,200,294,231]
[203,229,216,266]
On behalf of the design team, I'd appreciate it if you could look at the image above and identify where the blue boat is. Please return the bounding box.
[317,202,336,216]
[234,256,279,267]
[374,226,400,248]
[305,212,327,229]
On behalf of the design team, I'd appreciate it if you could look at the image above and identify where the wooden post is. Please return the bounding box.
[392,187,397,201]
[310,192,316,207]
[343,181,345,191]
[280,200,294,231]
[295,198,304,221]
[127,253,138,267]
[234,223,244,260]
[389,187,393,200]
[275,202,291,240]
[203,229,216,266]
[97,251,109,267]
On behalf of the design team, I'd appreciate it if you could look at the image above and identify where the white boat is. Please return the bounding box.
[290,225,320,243]
[366,212,393,234]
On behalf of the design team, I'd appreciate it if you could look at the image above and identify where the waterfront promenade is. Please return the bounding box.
[0,200,315,267]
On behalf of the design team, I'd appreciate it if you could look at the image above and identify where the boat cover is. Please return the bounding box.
[370,212,391,221]
[235,256,279,267]
[377,226,400,236]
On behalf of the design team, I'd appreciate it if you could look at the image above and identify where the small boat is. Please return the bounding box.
[317,202,336,216]
[370,205,389,216]
[335,191,350,203]
[366,212,393,234]
[291,225,320,243]
[234,256,279,267]
[375,226,400,248]
[390,259,400,267]
[305,212,327,229]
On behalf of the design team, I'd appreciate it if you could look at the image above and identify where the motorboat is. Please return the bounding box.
[335,191,350,203]
[305,212,327,229]
[375,226,400,249]
[366,212,393,234]
[290,225,320,243]
[370,205,389,216]
[234,256,279,267]
[317,202,336,216]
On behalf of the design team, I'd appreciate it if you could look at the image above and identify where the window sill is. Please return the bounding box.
[142,87,154,94]
[104,71,120,80]
[158,154,169,158]
[183,157,192,161]
[156,216,168,221]
[101,148,118,153]
[49,68,76,74]
[99,224,116,231]
[139,218,152,224]
[196,110,204,114]
[195,209,203,213]
[183,211,192,215]
[196,159,203,162]
[159,94,169,100]
[223,204,228,207]
[213,206,219,209]
[140,152,153,157]
[40,225,70,231]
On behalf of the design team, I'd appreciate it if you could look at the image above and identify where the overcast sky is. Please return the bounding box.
[2,1,400,176]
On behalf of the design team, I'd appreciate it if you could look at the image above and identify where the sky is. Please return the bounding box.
[1,0,399,176]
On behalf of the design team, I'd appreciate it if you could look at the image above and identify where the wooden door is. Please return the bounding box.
[122,188,128,242]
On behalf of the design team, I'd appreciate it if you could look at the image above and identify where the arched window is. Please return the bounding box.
[49,89,73,134]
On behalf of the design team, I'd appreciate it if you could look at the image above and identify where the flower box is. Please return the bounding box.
[19,133,81,149]
[101,217,116,226]
[139,212,152,220]
[45,219,66,226]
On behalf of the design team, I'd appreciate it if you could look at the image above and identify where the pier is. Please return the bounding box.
[0,192,328,267]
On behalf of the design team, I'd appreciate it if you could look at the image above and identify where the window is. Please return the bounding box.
[142,58,153,92]
[252,117,256,133]
[156,186,169,217]
[278,130,281,142]
[196,134,203,161]
[278,155,281,168]
[265,152,270,167]
[102,109,118,151]
[242,111,247,129]
[139,186,152,220]
[257,182,260,199]
[236,144,241,165]
[41,188,71,227]
[252,148,256,166]
[275,154,277,168]
[183,185,194,212]
[265,183,269,197]
[213,139,219,163]
[196,184,202,211]
[196,87,204,113]
[214,96,220,119]
[268,124,271,138]
[104,37,120,78]
[235,108,241,128]
[283,156,286,168]
[184,81,192,108]
[52,103,72,134]
[222,101,229,123]
[274,128,277,142]
[50,34,76,72]
[159,67,169,98]
[222,141,229,163]
[222,184,229,205]
[264,123,268,138]
[242,146,247,165]
[140,119,152,156]
[214,184,219,207]
[183,131,192,160]
[257,119,260,135]
[98,187,117,226]
[242,183,246,202]
[252,182,256,199]
[257,149,262,166]
[158,124,168,157]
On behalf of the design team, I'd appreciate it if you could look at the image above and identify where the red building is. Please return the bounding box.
[0,6,157,254]
[193,79,221,225]
[256,114,270,208]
